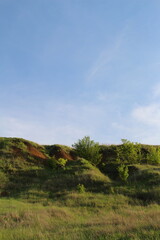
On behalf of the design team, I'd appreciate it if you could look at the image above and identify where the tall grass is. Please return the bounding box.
[0,194,160,240]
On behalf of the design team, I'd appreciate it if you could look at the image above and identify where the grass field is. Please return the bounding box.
[0,193,160,240]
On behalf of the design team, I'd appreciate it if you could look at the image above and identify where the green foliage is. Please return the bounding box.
[48,157,67,170]
[56,158,68,169]
[117,164,129,182]
[146,146,160,165]
[72,136,102,165]
[76,183,86,193]
[116,139,142,164]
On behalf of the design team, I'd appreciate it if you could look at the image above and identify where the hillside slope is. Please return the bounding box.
[0,137,75,171]
[0,137,160,240]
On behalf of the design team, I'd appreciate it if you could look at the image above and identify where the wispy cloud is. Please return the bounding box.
[0,101,111,145]
[2,81,160,146]
[132,103,160,127]
[0,115,86,145]
[86,28,127,83]
[109,82,160,144]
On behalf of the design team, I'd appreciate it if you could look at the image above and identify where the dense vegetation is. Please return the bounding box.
[72,136,102,165]
[0,137,160,240]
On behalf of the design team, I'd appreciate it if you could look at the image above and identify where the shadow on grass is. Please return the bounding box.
[2,160,110,200]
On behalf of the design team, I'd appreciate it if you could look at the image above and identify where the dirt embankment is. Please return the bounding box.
[45,145,76,161]
[12,142,47,160]
[25,142,47,159]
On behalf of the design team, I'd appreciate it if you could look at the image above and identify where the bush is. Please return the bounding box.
[117,164,129,182]
[76,184,86,193]
[146,146,160,165]
[116,139,142,164]
[48,157,67,170]
[56,158,68,169]
[72,136,102,165]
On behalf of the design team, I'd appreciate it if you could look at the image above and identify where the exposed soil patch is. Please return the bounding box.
[45,145,75,160]
[55,149,74,160]
[25,142,47,159]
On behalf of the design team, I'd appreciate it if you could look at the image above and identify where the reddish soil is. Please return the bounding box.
[25,142,47,159]
[55,149,74,161]
[48,145,75,160]
[12,141,75,161]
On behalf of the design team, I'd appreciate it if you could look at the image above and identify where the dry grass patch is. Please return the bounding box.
[0,206,73,230]
[84,206,160,234]
[0,210,35,228]
[47,206,73,220]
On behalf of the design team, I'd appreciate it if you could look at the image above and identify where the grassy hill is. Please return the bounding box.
[0,137,160,240]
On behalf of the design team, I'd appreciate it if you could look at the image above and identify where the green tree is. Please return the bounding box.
[72,136,102,165]
[146,147,160,165]
[116,139,142,164]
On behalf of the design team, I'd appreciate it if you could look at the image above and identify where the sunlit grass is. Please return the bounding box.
[0,192,160,240]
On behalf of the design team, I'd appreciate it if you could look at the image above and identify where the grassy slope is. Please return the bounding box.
[0,138,160,240]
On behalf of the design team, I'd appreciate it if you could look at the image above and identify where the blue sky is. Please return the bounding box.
[1,0,160,145]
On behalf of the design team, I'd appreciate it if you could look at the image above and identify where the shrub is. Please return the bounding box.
[48,157,68,170]
[146,146,160,165]
[56,158,68,169]
[76,184,86,193]
[117,164,129,182]
[72,136,102,165]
